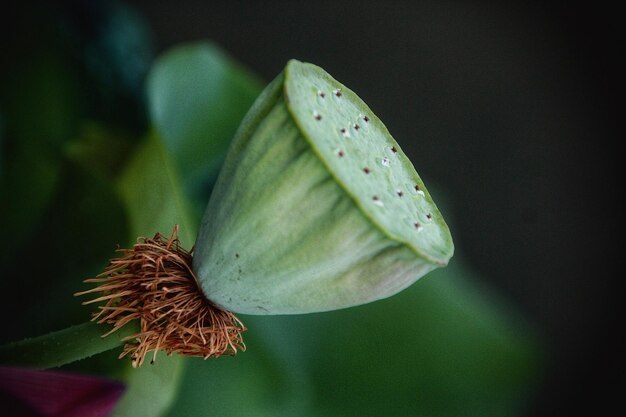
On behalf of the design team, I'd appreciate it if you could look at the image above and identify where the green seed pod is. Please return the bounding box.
[193,60,453,315]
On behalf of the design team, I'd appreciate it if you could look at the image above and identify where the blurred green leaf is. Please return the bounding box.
[69,0,154,132]
[1,49,81,146]
[166,255,538,417]
[0,47,83,266]
[112,353,185,417]
[106,42,264,415]
[0,150,132,380]
[1,158,127,344]
[0,142,61,266]
[3,11,199,416]
[64,122,135,181]
[2,128,199,415]
[117,133,195,246]
[165,333,313,417]
[146,41,262,214]
[292,260,538,417]
[111,133,198,417]
[79,0,154,100]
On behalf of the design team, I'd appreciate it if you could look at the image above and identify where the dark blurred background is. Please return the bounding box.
[2,1,621,416]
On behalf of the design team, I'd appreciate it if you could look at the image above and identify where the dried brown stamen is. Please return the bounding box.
[75,226,245,367]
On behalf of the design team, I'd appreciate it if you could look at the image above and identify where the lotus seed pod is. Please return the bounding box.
[193,60,453,315]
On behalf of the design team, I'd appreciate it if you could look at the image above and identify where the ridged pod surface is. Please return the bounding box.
[193,60,453,314]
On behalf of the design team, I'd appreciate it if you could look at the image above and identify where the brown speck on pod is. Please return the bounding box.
[363,167,371,174]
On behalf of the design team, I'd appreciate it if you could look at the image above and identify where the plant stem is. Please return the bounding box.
[0,321,138,369]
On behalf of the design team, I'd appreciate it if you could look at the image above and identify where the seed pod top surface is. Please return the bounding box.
[284,60,452,265]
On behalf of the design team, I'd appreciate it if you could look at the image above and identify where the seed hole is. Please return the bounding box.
[235,253,240,258]
[426,213,433,220]
[363,167,371,174]
[372,196,384,206]
[397,190,404,197]
[414,184,425,196]
[318,90,326,98]
[333,89,342,97]
[313,111,322,121]
[340,128,350,137]
[363,115,370,123]
[337,149,345,157]
[381,157,390,167]
[391,146,398,153]
[354,124,360,130]
[414,222,423,231]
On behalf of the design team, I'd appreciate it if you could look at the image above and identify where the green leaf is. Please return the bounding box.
[1,130,201,412]
[0,48,82,266]
[64,122,135,181]
[117,133,195,246]
[111,353,185,417]
[166,256,539,417]
[287,259,538,416]
[0,142,61,266]
[164,333,312,417]
[0,322,138,370]
[111,133,197,417]
[0,154,128,370]
[0,159,128,344]
[146,41,262,213]
[111,41,263,414]
[1,17,194,417]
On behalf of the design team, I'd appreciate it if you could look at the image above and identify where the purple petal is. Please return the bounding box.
[0,366,125,417]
